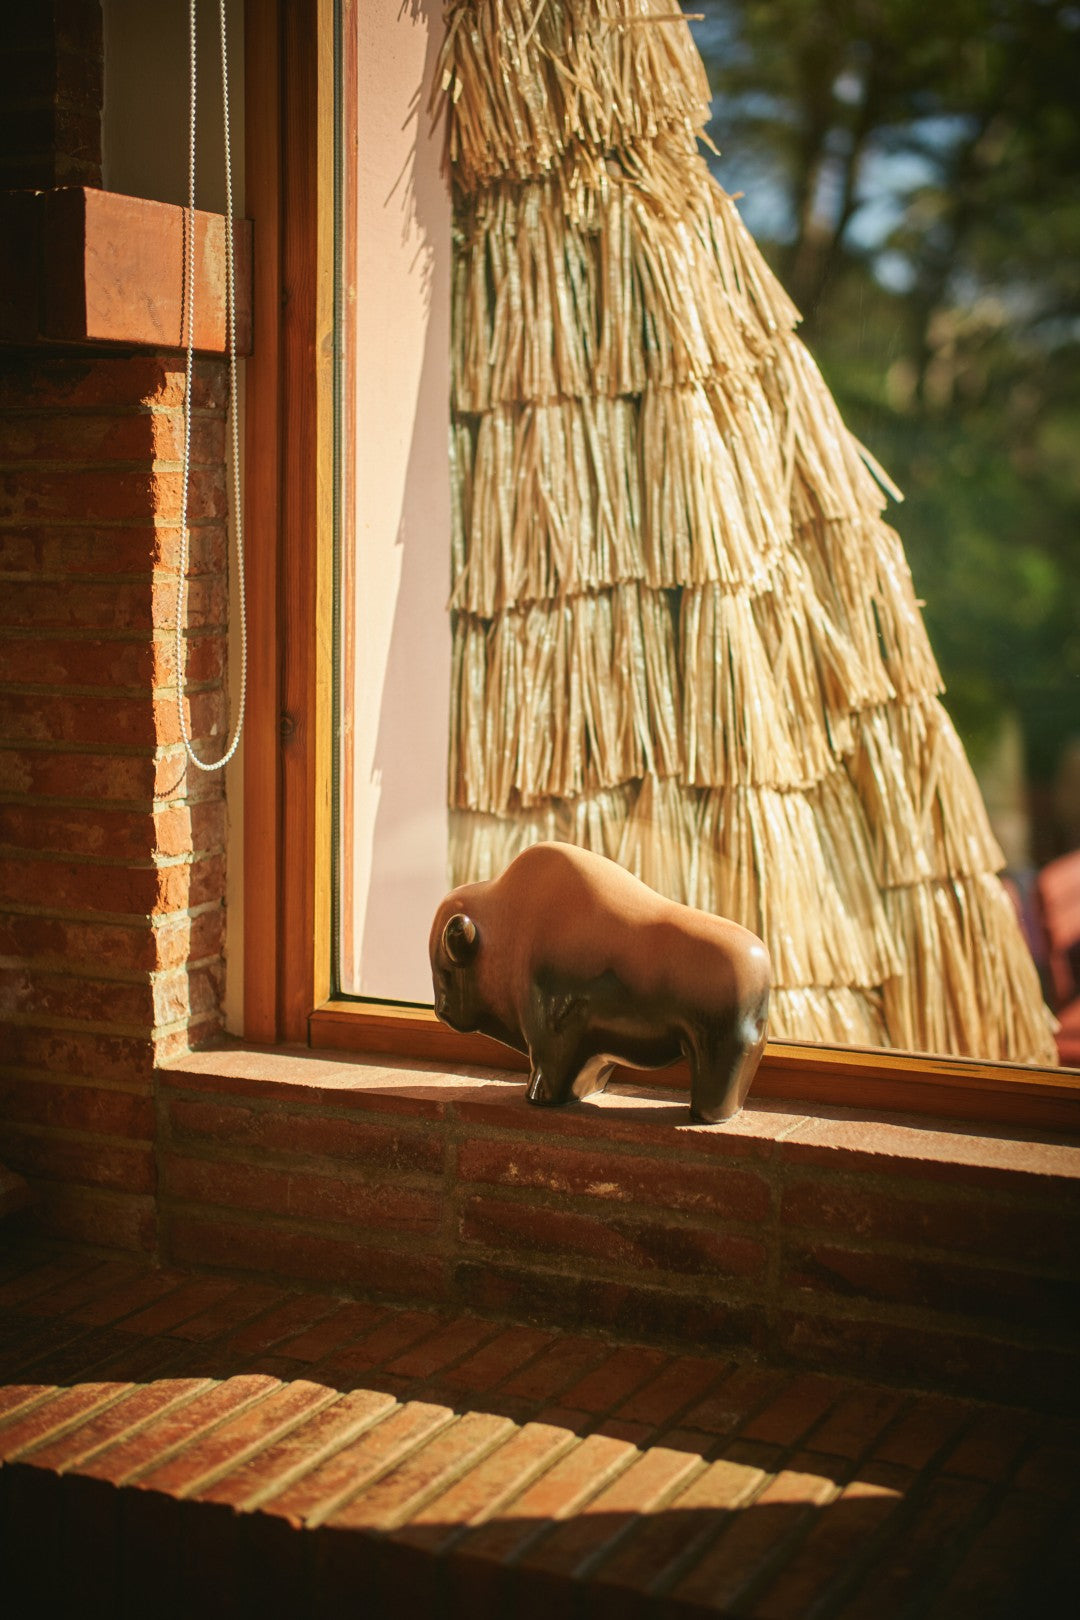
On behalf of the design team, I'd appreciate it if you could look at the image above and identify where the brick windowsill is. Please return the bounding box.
[157,1044,1080,1413]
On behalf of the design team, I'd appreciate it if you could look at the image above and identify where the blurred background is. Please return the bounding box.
[690,0,1080,886]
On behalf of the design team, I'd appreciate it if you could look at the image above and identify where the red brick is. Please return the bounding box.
[260,1398,454,1526]
[154,910,225,969]
[270,1300,386,1363]
[18,1258,142,1318]
[923,1489,1070,1618]
[0,522,226,579]
[165,1211,439,1301]
[833,1475,991,1619]
[588,1450,768,1610]
[67,1269,187,1327]
[0,355,224,412]
[31,1182,157,1252]
[772,1309,1079,1414]
[166,1095,445,1174]
[0,465,225,525]
[152,963,224,1027]
[213,1292,342,1357]
[385,1316,499,1381]
[780,1178,1076,1269]
[0,1380,132,1461]
[804,1385,906,1462]
[0,1377,53,1427]
[1013,1443,1080,1499]
[133,1378,334,1497]
[4,1320,145,1387]
[451,1426,643,1571]
[0,745,221,803]
[613,1355,727,1427]
[0,966,152,1026]
[39,1324,183,1388]
[560,1347,671,1417]
[162,1153,440,1234]
[0,1126,153,1194]
[18,1377,210,1472]
[941,1408,1041,1483]
[0,1316,84,1384]
[0,1256,123,1312]
[114,1277,243,1338]
[680,1367,789,1437]
[457,1138,771,1222]
[780,1115,1080,1196]
[0,575,226,634]
[0,687,224,749]
[451,1085,794,1161]
[161,1049,453,1116]
[456,1258,764,1361]
[783,1241,1074,1332]
[738,1374,843,1448]
[166,1283,289,1343]
[668,1453,841,1612]
[515,1433,705,1594]
[0,800,225,861]
[745,1464,910,1620]
[77,1373,279,1485]
[0,408,219,467]
[0,1076,154,1139]
[0,857,211,920]
[197,1386,397,1509]
[318,1310,448,1377]
[498,1332,611,1404]
[439,1326,556,1394]
[438,1430,602,1557]
[461,1194,767,1281]
[327,1409,515,1532]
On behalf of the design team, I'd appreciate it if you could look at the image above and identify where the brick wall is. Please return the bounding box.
[159,1052,1080,1412]
[0,0,103,190]
[0,352,229,1250]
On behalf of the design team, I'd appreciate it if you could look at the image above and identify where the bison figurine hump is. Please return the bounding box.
[429,842,771,1123]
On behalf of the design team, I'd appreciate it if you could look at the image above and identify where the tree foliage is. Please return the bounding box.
[693,0,1080,822]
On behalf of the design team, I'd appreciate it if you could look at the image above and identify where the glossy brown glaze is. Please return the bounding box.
[429,842,771,1123]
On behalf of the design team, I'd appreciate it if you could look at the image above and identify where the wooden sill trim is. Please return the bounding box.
[308,999,1080,1133]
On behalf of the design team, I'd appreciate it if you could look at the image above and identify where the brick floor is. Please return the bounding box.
[0,1235,1076,1617]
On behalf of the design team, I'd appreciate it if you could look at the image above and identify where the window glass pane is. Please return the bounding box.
[337,2,1077,1072]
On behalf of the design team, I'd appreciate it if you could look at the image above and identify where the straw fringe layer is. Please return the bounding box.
[882,876,1058,1065]
[769,986,888,1048]
[450,585,683,812]
[451,385,793,614]
[453,173,798,411]
[438,0,712,191]
[847,699,1005,888]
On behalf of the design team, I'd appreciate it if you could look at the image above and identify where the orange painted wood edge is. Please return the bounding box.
[308,1000,1080,1132]
[0,187,251,353]
[242,0,283,1042]
[277,0,335,1041]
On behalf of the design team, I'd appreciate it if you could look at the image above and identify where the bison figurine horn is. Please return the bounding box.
[442,912,478,965]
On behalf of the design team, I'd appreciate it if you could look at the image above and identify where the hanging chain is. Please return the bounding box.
[176,0,247,773]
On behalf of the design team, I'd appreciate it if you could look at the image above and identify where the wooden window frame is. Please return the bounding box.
[242,0,1080,1134]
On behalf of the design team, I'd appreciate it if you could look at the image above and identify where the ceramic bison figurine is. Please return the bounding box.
[429,842,771,1123]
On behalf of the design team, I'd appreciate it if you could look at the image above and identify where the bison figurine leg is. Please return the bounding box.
[684,996,769,1124]
[523,985,615,1107]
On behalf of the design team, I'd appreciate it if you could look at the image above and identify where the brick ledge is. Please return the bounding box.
[154,1045,1080,1413]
